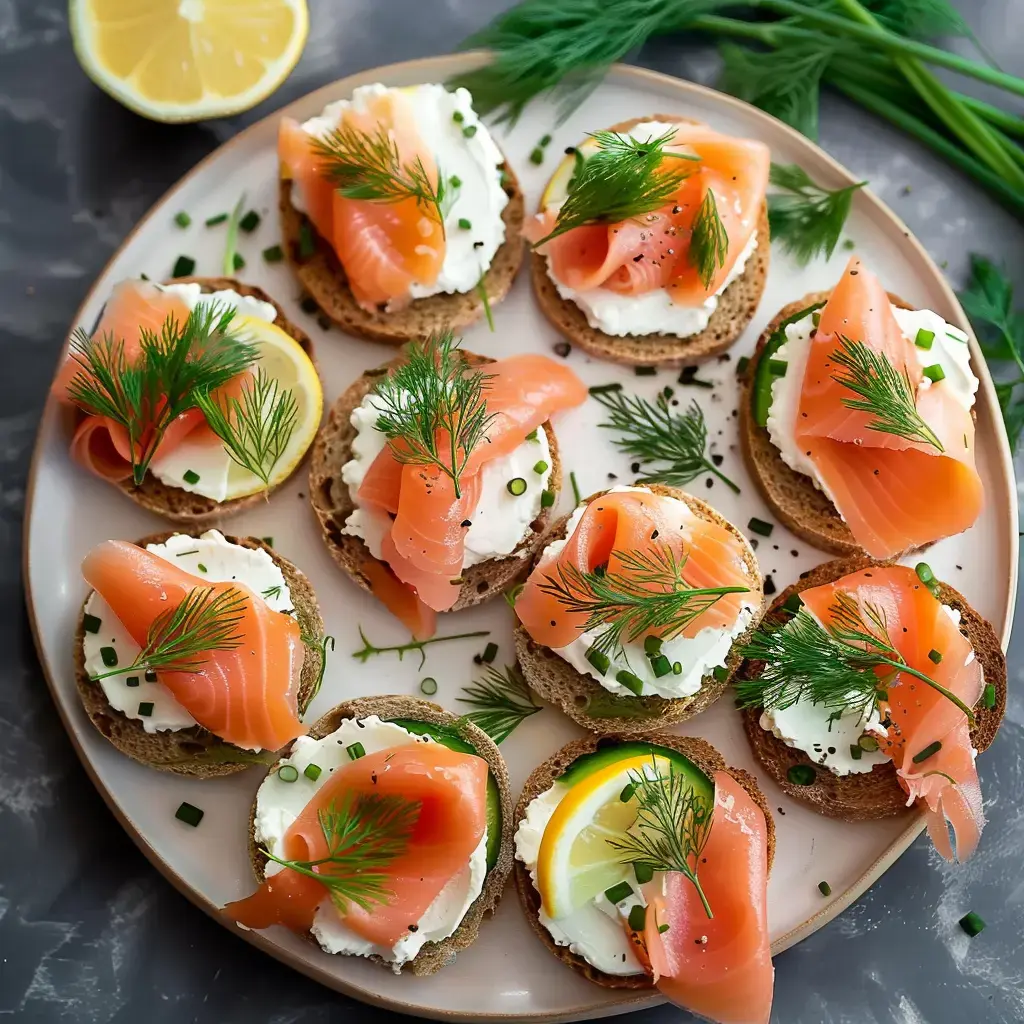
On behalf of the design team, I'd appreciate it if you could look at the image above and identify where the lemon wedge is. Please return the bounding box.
[70,0,309,122]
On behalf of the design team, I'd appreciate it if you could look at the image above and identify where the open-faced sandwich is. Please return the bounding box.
[740,256,983,557]
[526,116,770,367]
[513,485,763,732]
[278,83,524,342]
[514,733,775,1023]
[75,529,326,776]
[224,695,513,975]
[736,558,1006,862]
[53,276,321,523]
[309,331,587,637]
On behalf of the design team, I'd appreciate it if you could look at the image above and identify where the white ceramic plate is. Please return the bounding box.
[24,54,1018,1023]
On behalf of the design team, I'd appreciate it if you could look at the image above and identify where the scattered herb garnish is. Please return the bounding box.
[959,911,986,937]
[352,626,490,670]
[175,801,204,827]
[262,244,284,263]
[239,209,261,233]
[172,255,195,278]
[457,664,541,743]
[689,188,729,289]
[174,211,191,229]
[205,212,228,227]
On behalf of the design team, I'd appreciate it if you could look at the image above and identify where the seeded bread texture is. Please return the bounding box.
[279,156,524,344]
[513,731,775,990]
[514,484,764,734]
[737,554,1006,820]
[530,114,770,369]
[308,349,561,613]
[74,531,325,778]
[246,695,514,975]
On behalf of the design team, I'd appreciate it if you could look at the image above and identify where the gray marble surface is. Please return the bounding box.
[2,1,1023,1021]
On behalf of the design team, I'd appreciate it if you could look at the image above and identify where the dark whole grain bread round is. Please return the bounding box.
[279,155,524,344]
[74,530,325,778]
[308,349,561,613]
[737,555,1006,820]
[514,484,764,734]
[245,695,514,975]
[531,115,770,369]
[513,732,775,990]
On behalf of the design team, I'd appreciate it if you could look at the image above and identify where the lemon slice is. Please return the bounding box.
[536,754,674,920]
[70,0,309,122]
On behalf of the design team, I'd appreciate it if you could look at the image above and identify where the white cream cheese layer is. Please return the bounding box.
[541,120,759,339]
[82,531,292,736]
[154,282,279,324]
[254,716,488,970]
[340,390,551,568]
[291,83,508,299]
[765,305,977,497]
[538,486,757,698]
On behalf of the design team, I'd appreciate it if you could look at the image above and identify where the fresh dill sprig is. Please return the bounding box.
[767,163,866,265]
[538,546,748,656]
[592,388,739,493]
[262,585,283,600]
[688,188,728,289]
[533,129,697,246]
[194,367,299,488]
[301,633,335,701]
[352,626,491,670]
[263,791,420,913]
[737,591,976,724]
[90,586,248,681]
[66,303,256,486]
[372,330,497,499]
[311,120,446,228]
[607,759,714,919]
[457,664,541,744]
[830,334,944,451]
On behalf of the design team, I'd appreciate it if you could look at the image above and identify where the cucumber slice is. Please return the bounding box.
[390,718,502,870]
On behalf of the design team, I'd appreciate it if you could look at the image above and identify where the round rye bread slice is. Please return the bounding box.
[513,732,775,990]
[245,695,514,976]
[514,484,764,734]
[80,276,317,526]
[74,531,326,778]
[736,555,1006,820]
[308,350,562,613]
[531,114,770,369]
[278,154,525,344]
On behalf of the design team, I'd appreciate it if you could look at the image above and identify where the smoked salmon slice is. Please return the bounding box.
[799,565,985,861]
[82,540,306,752]
[515,488,755,650]
[225,743,488,945]
[527,123,768,306]
[793,258,983,558]
[642,771,773,1024]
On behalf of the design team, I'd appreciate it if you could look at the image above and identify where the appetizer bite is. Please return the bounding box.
[278,83,524,343]
[741,257,983,557]
[53,277,321,523]
[309,332,587,636]
[514,733,774,1023]
[527,116,770,367]
[75,530,325,776]
[225,696,513,975]
[737,558,1005,862]
[513,485,763,732]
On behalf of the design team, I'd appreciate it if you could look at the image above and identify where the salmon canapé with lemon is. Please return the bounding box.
[53,277,321,519]
[225,702,511,973]
[514,737,775,1024]
[748,257,983,558]
[278,82,522,336]
[315,332,587,639]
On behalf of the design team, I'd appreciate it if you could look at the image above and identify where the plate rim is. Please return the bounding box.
[22,50,1019,1023]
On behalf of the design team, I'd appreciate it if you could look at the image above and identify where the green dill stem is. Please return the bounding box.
[873,655,976,727]
[705,459,739,495]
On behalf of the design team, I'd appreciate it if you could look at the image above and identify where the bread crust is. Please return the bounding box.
[736,554,1006,820]
[512,732,775,990]
[308,350,560,613]
[514,484,764,734]
[530,115,770,368]
[246,696,514,975]
[74,531,325,778]
[278,157,524,343]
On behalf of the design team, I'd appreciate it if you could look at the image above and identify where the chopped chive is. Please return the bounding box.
[449,174,462,188]
[458,216,472,230]
[172,255,195,278]
[506,477,527,496]
[783,593,804,615]
[205,212,228,226]
[712,665,729,683]
[787,764,816,786]
[616,670,644,695]
[748,517,774,537]
[959,911,986,937]
[303,763,322,782]
[452,111,464,124]
[586,646,610,675]
[532,459,549,474]
[767,358,788,376]
[298,220,315,258]
[175,801,204,827]
[633,862,654,884]
[672,661,682,675]
[643,635,663,655]
[239,209,261,233]
[232,252,245,271]
[658,923,670,933]
[650,654,672,677]
[811,311,821,326]
[570,471,581,505]
[126,676,140,688]
[923,363,946,383]
[850,743,863,760]
[983,683,996,709]
[627,905,647,931]
[604,881,634,905]
[915,328,935,350]
[83,612,102,634]
[262,536,274,547]
[262,244,284,263]
[818,881,832,897]
[420,677,438,695]
[346,742,365,761]
[174,211,191,228]
[858,734,880,751]
[175,550,200,557]
[913,740,942,764]
[588,383,623,396]
[183,469,200,485]
[278,764,299,782]
[541,489,555,508]
[526,428,539,441]
[635,365,657,376]
[620,782,637,803]
[915,562,935,584]
[540,134,552,147]
[197,563,208,574]
[145,669,157,682]
[529,147,544,165]
[137,701,154,717]
[736,355,750,376]
[462,125,477,138]
[100,646,118,668]
[928,648,943,664]
[482,642,498,664]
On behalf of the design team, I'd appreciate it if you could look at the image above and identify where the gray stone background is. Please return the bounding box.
[2,1,1022,1021]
